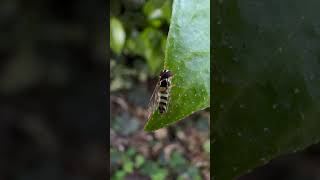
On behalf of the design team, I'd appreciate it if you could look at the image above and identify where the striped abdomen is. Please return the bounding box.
[158,78,171,113]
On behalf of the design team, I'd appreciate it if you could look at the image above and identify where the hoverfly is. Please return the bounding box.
[147,69,174,119]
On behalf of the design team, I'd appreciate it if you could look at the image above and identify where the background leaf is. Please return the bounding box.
[126,27,166,75]
[143,0,172,27]
[213,0,320,179]
[110,17,126,55]
[144,0,210,131]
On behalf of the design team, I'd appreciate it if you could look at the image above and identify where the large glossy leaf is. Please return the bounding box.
[213,0,320,179]
[144,0,210,131]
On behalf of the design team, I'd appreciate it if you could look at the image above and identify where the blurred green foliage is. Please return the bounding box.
[111,147,203,180]
[110,59,148,92]
[203,140,210,154]
[110,0,172,76]
[110,17,126,55]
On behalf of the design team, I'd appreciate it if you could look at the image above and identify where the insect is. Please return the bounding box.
[147,69,174,119]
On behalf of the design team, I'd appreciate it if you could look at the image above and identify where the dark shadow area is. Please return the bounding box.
[239,143,320,180]
[0,0,107,179]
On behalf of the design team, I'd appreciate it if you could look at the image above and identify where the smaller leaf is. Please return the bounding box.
[151,168,168,180]
[141,27,164,73]
[123,161,134,173]
[143,0,165,18]
[203,140,210,153]
[126,28,164,75]
[178,167,202,180]
[126,148,137,157]
[110,17,126,55]
[161,0,172,23]
[143,0,172,27]
[113,170,126,180]
[126,30,145,56]
[110,148,122,165]
[135,154,145,168]
[169,151,187,172]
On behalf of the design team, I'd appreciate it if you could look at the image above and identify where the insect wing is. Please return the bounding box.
[146,82,160,120]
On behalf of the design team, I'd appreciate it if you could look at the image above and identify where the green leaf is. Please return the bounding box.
[110,17,126,55]
[169,151,187,169]
[110,148,122,165]
[143,0,172,27]
[213,0,320,179]
[126,148,137,157]
[143,0,164,17]
[203,140,210,154]
[134,154,145,168]
[178,167,202,180]
[151,168,168,180]
[126,28,165,74]
[141,27,165,73]
[112,170,126,180]
[123,161,134,173]
[144,0,210,131]
[126,30,145,56]
[141,162,168,179]
[161,0,172,24]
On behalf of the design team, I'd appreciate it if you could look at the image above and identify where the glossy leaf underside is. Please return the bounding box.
[213,0,320,179]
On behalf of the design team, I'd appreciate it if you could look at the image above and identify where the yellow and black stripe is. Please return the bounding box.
[158,70,173,114]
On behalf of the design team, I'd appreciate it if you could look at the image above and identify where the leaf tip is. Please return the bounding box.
[143,121,154,132]
[143,120,162,132]
[143,126,155,132]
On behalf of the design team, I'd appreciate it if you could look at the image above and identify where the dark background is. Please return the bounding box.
[239,143,320,180]
[0,0,107,179]
[212,0,320,179]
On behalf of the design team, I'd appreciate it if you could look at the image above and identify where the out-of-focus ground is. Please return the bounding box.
[110,95,210,180]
